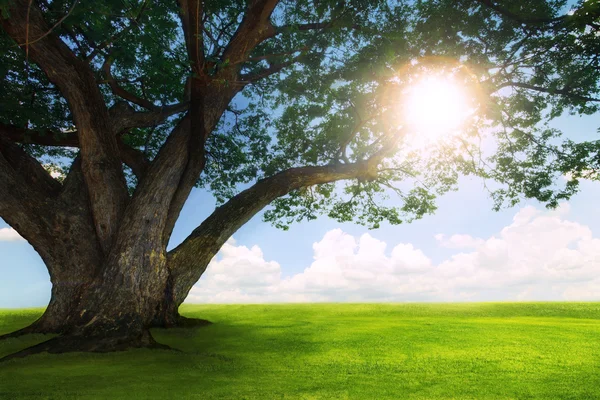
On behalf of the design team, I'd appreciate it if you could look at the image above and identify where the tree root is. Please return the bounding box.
[0,330,173,362]
[0,314,210,361]
[0,327,35,341]
[0,321,57,341]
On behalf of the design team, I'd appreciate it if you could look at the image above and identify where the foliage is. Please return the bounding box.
[413,0,600,209]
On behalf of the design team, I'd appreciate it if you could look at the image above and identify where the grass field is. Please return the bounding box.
[1,303,600,399]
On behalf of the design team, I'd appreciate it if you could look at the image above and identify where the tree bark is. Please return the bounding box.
[0,140,158,348]
[0,222,173,356]
[1,0,129,254]
[11,267,94,337]
[0,155,101,338]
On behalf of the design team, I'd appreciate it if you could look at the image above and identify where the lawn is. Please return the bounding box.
[1,303,600,399]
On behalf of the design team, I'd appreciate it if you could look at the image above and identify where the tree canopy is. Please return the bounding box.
[2,0,598,227]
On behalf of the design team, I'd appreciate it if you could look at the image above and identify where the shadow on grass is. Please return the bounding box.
[2,303,600,399]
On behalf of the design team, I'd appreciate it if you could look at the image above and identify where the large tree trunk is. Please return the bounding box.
[0,192,169,348]
[24,217,101,335]
[1,236,173,359]
[0,143,176,355]
[33,282,87,334]
[60,254,170,351]
[3,237,209,340]
[3,281,89,338]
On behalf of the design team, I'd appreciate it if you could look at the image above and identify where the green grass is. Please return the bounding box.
[1,303,600,399]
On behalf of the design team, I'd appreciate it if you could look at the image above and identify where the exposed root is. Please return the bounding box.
[0,327,36,341]
[0,314,207,361]
[0,321,57,341]
[0,330,172,362]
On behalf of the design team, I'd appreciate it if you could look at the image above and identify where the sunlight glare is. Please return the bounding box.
[402,75,473,145]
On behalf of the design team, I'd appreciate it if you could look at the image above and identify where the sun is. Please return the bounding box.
[402,74,474,145]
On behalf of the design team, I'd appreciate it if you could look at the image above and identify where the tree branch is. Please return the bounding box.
[239,19,342,84]
[102,56,157,110]
[157,1,283,246]
[475,0,567,26]
[219,0,279,68]
[0,134,62,196]
[0,137,61,257]
[178,0,205,75]
[16,0,80,47]
[0,123,149,179]
[240,57,299,83]
[166,158,381,305]
[1,0,129,253]
[495,81,600,102]
[0,147,103,285]
[0,123,78,147]
[109,101,190,132]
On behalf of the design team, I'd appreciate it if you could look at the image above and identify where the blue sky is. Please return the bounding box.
[1,112,599,307]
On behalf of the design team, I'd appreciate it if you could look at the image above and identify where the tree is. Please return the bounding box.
[0,0,597,358]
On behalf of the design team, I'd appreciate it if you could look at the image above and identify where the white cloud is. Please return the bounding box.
[0,227,24,242]
[435,233,484,249]
[186,203,600,303]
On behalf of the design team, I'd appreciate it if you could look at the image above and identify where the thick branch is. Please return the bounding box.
[178,0,205,75]
[0,123,149,179]
[0,141,56,251]
[103,119,194,291]
[1,0,129,253]
[166,119,405,304]
[0,145,103,318]
[0,134,61,196]
[117,103,190,130]
[109,101,189,132]
[117,141,149,178]
[162,82,246,243]
[158,2,283,245]
[219,0,279,68]
[166,160,379,305]
[0,123,78,147]
[16,0,80,47]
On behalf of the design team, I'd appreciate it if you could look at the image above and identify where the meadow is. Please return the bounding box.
[1,303,600,399]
